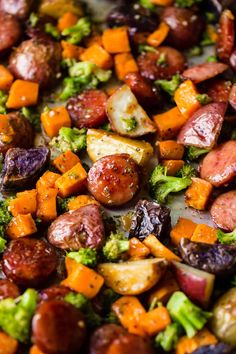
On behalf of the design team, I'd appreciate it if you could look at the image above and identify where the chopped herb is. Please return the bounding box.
[62,17,91,44]
[175,0,203,7]
[45,23,60,40]
[187,46,203,58]
[205,12,216,23]
[201,31,215,46]
[207,55,218,63]
[138,44,157,54]
[157,52,167,66]
[122,117,138,132]
[0,91,8,114]
[155,74,181,96]
[139,0,155,11]
[29,12,39,28]
[196,94,212,105]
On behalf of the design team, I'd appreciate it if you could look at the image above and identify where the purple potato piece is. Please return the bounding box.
[1,147,50,191]
[192,344,235,354]
[47,204,105,251]
[161,7,204,50]
[179,238,236,276]
[0,112,34,155]
[129,200,171,241]
[8,38,62,88]
[177,102,226,149]
[0,0,33,20]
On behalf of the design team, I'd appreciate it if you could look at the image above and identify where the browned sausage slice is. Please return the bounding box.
[206,79,232,103]
[0,280,20,300]
[8,38,62,88]
[32,300,86,354]
[229,83,236,111]
[2,238,58,287]
[161,7,204,49]
[217,9,235,62]
[124,72,160,107]
[66,90,108,129]
[0,0,32,20]
[182,63,228,84]
[47,204,105,251]
[137,47,186,81]
[210,191,236,231]
[108,334,154,354]
[0,13,21,56]
[200,140,236,187]
[177,102,226,149]
[40,285,71,302]
[89,324,126,354]
[88,154,140,206]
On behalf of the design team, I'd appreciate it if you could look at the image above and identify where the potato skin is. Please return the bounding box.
[88,154,140,206]
[9,38,62,88]
[0,0,33,20]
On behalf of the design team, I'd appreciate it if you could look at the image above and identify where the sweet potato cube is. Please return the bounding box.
[128,237,150,260]
[162,160,184,176]
[41,106,71,138]
[6,80,39,109]
[143,234,181,261]
[80,44,113,70]
[9,189,37,217]
[191,224,217,244]
[36,188,58,223]
[55,162,87,197]
[36,171,61,189]
[140,306,171,336]
[0,65,14,91]
[57,12,78,32]
[0,331,18,354]
[6,214,37,239]
[174,80,201,119]
[147,22,170,47]
[68,195,99,210]
[158,140,184,160]
[53,150,81,174]
[148,271,179,305]
[170,218,197,246]
[185,177,213,210]
[61,40,84,60]
[114,53,138,81]
[102,27,131,53]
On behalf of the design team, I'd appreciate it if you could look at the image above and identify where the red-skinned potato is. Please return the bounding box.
[106,85,156,138]
[172,261,215,307]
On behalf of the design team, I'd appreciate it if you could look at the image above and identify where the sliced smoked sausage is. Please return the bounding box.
[200,140,236,187]
[182,62,228,84]
[211,191,236,231]
[217,9,235,62]
[47,204,105,251]
[32,300,86,354]
[0,112,34,155]
[206,79,232,103]
[0,0,32,20]
[0,280,20,300]
[2,238,58,287]
[9,38,62,88]
[177,103,226,149]
[161,7,204,49]
[229,83,236,110]
[40,285,71,302]
[88,154,140,206]
[66,90,108,129]
[89,324,154,354]
[137,46,186,81]
[0,12,21,56]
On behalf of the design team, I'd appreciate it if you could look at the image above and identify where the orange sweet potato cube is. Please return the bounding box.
[6,80,39,109]
[41,106,71,138]
[102,27,131,54]
[185,177,213,210]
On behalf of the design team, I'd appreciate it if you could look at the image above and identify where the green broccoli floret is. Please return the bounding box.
[29,12,39,27]
[155,74,181,96]
[21,107,41,132]
[45,23,60,40]
[0,199,13,226]
[217,229,236,245]
[0,91,8,114]
[0,235,6,253]
[121,117,138,132]
[187,146,210,161]
[64,292,102,328]
[56,196,75,213]
[103,231,130,262]
[149,164,195,203]
[155,323,183,351]
[0,289,38,343]
[139,0,155,11]
[62,17,91,44]
[67,248,98,267]
[50,127,86,153]
[196,94,212,105]
[167,292,212,338]
[176,0,203,8]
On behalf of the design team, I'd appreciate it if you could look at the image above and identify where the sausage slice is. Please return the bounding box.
[211,191,236,231]
[229,83,236,111]
[182,63,228,84]
[0,280,20,300]
[0,0,32,20]
[88,154,140,206]
[0,12,21,56]
[217,9,235,62]
[200,141,236,187]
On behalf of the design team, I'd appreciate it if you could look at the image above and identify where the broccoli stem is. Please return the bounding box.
[155,323,183,351]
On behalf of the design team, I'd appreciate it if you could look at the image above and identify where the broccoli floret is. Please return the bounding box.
[101,288,121,312]
[105,312,119,324]
[62,17,91,44]
[64,292,102,328]
[187,46,203,58]
[155,74,181,96]
[207,55,218,63]
[149,164,195,203]
[155,323,183,351]
[121,117,138,132]
[45,23,60,40]
[50,127,86,153]
[21,107,41,132]
[176,0,203,8]
[0,199,13,226]
[67,248,98,267]
[103,231,130,261]
[0,289,38,343]
[196,94,212,105]
[0,236,6,253]
[138,44,157,54]
[0,91,8,114]
[56,196,75,213]
[139,0,155,11]
[187,146,210,161]
[217,229,236,245]
[167,292,212,338]
[29,12,39,27]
